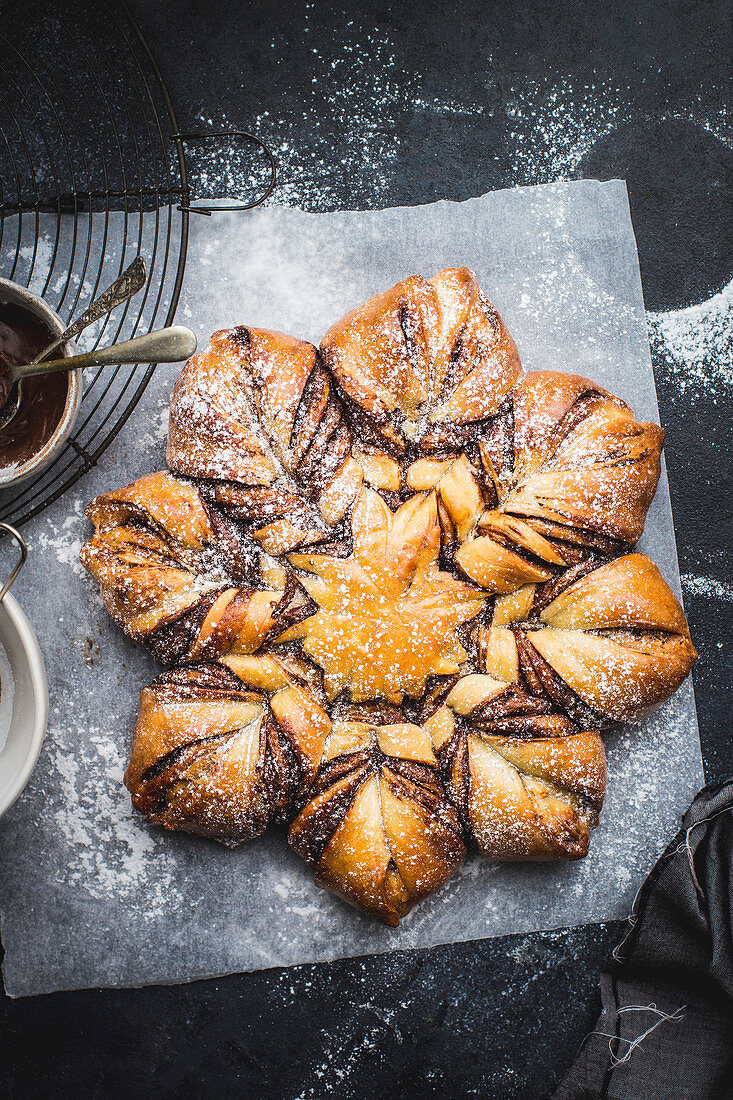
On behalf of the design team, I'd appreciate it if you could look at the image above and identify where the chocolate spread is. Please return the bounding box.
[0,302,69,469]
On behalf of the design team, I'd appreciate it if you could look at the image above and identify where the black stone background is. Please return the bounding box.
[1,1,731,1096]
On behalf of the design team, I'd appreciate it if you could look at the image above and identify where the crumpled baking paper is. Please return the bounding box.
[0,180,702,996]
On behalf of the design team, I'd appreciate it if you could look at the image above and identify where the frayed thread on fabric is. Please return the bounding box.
[591,1003,686,1068]
[676,807,733,904]
[612,804,733,961]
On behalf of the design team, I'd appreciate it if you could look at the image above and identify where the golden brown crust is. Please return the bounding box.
[80,266,696,926]
[283,488,486,703]
[85,470,215,547]
[288,721,466,925]
[167,326,363,550]
[320,268,521,455]
[80,470,308,665]
[125,658,330,841]
[456,371,665,593]
[425,675,606,860]
[479,555,697,725]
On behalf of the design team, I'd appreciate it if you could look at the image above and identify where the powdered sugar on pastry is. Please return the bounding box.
[79,267,696,926]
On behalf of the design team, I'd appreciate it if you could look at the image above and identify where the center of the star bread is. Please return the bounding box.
[279,487,488,703]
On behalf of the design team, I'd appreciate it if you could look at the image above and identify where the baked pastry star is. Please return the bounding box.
[81,267,696,926]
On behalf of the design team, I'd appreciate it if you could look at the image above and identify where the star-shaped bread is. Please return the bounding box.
[80,267,696,927]
[281,488,488,703]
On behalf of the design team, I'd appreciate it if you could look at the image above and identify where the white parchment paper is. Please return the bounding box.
[0,180,702,996]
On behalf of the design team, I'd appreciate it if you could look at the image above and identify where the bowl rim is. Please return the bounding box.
[0,276,82,488]
[0,589,48,819]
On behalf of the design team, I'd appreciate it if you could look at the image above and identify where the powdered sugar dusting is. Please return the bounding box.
[35,497,90,579]
[506,78,625,183]
[681,572,733,601]
[505,78,731,184]
[196,28,410,212]
[49,723,183,915]
[647,279,733,399]
[0,184,703,996]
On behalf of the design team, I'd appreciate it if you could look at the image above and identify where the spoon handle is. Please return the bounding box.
[16,325,198,378]
[33,256,147,364]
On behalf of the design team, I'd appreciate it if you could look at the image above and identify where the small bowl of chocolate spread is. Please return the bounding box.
[0,278,81,488]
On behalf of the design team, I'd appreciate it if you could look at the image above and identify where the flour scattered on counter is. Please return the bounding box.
[135,395,170,451]
[412,94,485,117]
[660,104,733,150]
[504,931,568,994]
[261,32,408,208]
[19,235,55,294]
[154,400,170,442]
[36,498,89,579]
[505,78,624,182]
[503,78,732,187]
[50,724,183,915]
[646,279,733,399]
[500,78,733,403]
[294,1013,394,1097]
[195,34,489,213]
[195,26,418,210]
[682,573,733,601]
[0,642,15,754]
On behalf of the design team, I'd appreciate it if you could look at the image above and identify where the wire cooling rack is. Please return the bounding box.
[0,0,258,538]
[0,0,276,527]
[0,0,191,527]
[0,0,192,526]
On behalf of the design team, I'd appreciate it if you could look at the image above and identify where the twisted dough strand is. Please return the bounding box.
[167,326,363,554]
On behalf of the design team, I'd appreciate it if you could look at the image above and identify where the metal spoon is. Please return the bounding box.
[38,255,148,363]
[0,326,197,432]
[0,255,148,432]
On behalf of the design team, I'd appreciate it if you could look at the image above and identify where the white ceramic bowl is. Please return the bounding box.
[0,277,81,488]
[0,586,48,819]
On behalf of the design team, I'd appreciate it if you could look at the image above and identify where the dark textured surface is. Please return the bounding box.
[556,781,733,1099]
[1,924,620,1099]
[1,0,731,1096]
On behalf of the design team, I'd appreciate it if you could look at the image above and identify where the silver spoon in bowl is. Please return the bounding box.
[0,325,197,432]
[0,255,149,432]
